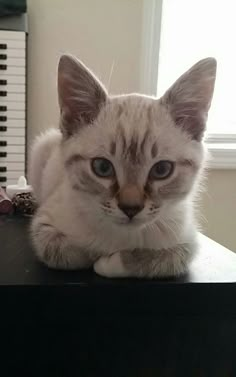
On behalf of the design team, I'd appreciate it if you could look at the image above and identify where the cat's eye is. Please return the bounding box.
[149,160,174,180]
[91,158,115,178]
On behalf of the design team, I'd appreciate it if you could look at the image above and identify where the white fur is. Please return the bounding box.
[29,55,216,278]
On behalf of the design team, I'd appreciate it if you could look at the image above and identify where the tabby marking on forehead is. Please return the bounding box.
[126,134,139,164]
[117,122,127,152]
[140,129,150,154]
[151,143,158,158]
[109,141,116,156]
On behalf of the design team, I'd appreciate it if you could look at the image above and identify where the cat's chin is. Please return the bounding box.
[113,217,151,229]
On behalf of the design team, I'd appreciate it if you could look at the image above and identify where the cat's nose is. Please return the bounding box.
[117,184,144,219]
[118,204,144,219]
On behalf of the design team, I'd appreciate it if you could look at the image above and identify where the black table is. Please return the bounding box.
[1,215,236,377]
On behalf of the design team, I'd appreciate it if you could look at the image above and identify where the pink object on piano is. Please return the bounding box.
[0,186,13,214]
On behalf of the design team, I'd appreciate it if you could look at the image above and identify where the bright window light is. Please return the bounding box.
[157,0,236,134]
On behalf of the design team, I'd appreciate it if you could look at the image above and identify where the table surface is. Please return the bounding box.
[0,215,236,318]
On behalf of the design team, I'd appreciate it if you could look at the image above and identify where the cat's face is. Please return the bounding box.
[58,55,216,228]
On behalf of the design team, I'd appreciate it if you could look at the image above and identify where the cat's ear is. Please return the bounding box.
[58,54,107,137]
[160,58,217,141]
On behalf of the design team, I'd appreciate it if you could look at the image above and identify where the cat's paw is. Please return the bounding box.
[94,253,129,278]
[31,213,91,270]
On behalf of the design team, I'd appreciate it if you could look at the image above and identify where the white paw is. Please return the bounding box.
[94,252,129,278]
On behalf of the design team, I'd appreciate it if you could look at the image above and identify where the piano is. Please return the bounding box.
[0,30,26,187]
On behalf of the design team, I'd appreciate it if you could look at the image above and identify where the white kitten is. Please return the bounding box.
[29,55,216,278]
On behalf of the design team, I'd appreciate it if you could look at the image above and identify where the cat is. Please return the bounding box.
[29,54,216,278]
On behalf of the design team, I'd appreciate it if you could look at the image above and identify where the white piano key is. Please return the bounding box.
[0,66,25,75]
[2,145,25,153]
[0,127,25,137]
[0,40,25,49]
[0,108,25,117]
[0,75,25,84]
[3,49,25,58]
[0,119,25,127]
[2,162,25,171]
[0,103,25,111]
[0,93,25,102]
[6,171,25,179]
[2,58,25,67]
[0,84,25,93]
[0,136,25,145]
[6,178,23,186]
[0,31,25,40]
[0,154,25,163]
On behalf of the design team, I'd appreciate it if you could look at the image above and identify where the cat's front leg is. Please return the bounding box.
[31,213,92,270]
[94,244,196,278]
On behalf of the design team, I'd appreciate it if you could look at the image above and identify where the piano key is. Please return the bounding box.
[0,75,25,84]
[0,103,25,111]
[0,84,25,93]
[0,40,25,49]
[0,154,25,162]
[0,119,25,127]
[3,49,25,58]
[0,92,25,102]
[1,162,25,171]
[0,128,25,137]
[1,145,24,153]
[5,179,19,185]
[0,108,25,116]
[3,171,25,179]
[0,30,25,40]
[0,66,25,75]
[1,58,25,67]
[0,136,25,145]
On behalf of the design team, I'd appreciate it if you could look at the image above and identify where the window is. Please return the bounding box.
[141,0,236,168]
[157,0,236,137]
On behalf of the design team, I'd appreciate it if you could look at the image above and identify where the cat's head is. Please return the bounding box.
[58,55,216,227]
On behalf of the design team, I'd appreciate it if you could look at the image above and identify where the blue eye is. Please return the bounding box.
[91,158,115,178]
[149,161,174,180]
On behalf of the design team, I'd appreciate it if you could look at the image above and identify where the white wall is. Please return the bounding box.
[27,0,143,143]
[27,0,236,251]
[200,170,236,251]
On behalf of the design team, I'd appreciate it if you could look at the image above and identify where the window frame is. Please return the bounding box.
[140,0,236,169]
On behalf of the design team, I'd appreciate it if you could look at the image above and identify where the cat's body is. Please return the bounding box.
[29,55,216,278]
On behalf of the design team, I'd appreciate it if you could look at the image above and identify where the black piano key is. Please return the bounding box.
[0,64,7,70]
[0,106,7,111]
[0,152,7,157]
[0,141,7,146]
[0,54,7,60]
[0,80,7,85]
[0,116,7,122]
[0,44,7,49]
[0,126,7,132]
[0,91,7,96]
[0,167,6,172]
[0,177,6,182]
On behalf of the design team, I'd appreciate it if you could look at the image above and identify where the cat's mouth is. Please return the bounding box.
[114,217,147,227]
